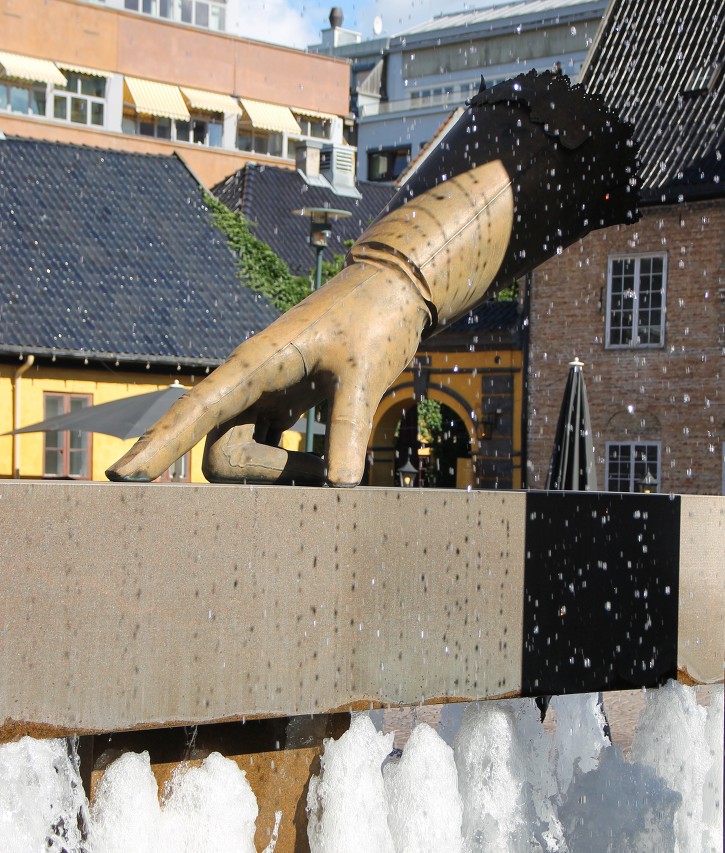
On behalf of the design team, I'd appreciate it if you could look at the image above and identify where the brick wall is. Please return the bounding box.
[527,199,724,495]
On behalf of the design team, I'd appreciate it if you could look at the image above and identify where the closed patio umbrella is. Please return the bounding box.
[7,381,188,440]
[538,358,608,733]
[546,358,597,491]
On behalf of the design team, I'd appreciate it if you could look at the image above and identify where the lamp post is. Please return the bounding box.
[292,206,352,453]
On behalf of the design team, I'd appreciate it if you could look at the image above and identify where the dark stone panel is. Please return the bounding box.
[522,492,680,695]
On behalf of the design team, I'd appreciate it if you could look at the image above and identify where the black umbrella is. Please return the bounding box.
[7,381,188,440]
[546,358,598,491]
[539,358,609,734]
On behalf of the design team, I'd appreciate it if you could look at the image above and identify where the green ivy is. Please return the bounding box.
[205,192,311,313]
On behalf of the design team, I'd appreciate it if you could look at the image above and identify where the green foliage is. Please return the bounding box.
[205,192,311,313]
[417,397,443,444]
[494,279,519,301]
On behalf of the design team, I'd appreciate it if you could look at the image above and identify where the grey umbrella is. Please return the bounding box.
[7,381,188,440]
[546,358,598,491]
[8,380,326,441]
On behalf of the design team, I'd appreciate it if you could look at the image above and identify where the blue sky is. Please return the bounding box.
[228,0,498,50]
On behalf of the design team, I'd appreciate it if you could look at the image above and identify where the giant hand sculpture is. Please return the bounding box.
[107,71,638,487]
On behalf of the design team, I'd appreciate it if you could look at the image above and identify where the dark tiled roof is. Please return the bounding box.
[0,138,279,366]
[213,163,396,275]
[214,161,523,343]
[582,0,723,203]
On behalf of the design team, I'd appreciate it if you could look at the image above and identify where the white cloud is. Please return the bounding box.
[227,0,327,50]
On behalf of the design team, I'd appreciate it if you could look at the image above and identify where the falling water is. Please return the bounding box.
[0,682,721,852]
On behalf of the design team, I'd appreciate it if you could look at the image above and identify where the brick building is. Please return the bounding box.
[526,0,723,495]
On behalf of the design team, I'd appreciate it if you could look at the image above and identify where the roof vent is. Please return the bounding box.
[329,7,343,29]
[320,144,360,197]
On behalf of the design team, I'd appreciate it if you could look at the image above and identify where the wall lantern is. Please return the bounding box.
[397,454,418,488]
[636,468,658,493]
[479,409,500,441]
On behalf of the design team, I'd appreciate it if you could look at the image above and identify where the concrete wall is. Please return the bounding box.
[1,481,721,740]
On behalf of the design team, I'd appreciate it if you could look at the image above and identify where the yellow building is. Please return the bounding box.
[0,137,281,482]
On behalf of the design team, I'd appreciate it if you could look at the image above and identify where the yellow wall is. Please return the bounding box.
[0,361,305,482]
[370,348,524,488]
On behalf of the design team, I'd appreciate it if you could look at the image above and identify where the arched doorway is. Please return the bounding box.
[368,385,475,487]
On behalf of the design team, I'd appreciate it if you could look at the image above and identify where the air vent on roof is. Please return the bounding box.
[320,144,361,198]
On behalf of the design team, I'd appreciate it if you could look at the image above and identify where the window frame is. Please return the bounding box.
[42,393,93,480]
[605,252,668,349]
[605,441,661,493]
[127,111,223,147]
[52,72,106,128]
[367,144,411,182]
[0,80,47,116]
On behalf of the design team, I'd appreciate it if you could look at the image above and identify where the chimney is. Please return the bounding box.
[296,140,322,179]
[329,7,343,29]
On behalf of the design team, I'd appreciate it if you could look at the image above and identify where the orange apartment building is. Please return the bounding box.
[0,0,352,187]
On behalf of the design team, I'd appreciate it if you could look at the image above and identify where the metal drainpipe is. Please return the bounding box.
[12,354,35,478]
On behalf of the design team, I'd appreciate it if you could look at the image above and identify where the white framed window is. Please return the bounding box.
[605,441,660,492]
[0,80,46,116]
[125,112,223,147]
[237,129,283,157]
[53,72,106,127]
[606,254,667,348]
[127,0,225,30]
[43,393,92,480]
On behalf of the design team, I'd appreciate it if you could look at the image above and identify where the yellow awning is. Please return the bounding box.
[125,76,190,121]
[57,62,111,78]
[292,107,336,122]
[180,86,241,115]
[239,98,300,134]
[0,51,66,86]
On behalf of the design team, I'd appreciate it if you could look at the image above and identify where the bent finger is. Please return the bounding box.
[106,338,306,482]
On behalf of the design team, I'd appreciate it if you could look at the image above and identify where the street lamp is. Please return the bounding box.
[291,206,352,453]
[397,453,418,488]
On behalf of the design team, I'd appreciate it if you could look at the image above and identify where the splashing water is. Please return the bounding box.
[0,683,721,852]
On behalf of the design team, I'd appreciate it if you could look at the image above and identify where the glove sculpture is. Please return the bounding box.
[107,71,638,487]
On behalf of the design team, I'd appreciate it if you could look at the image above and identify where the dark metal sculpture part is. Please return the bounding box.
[107,71,639,487]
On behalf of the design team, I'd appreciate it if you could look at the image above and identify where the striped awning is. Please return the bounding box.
[57,62,111,78]
[180,86,241,115]
[239,98,300,134]
[125,76,190,121]
[0,51,66,86]
[292,107,336,122]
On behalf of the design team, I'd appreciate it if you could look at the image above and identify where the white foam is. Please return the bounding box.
[307,713,395,853]
[454,701,531,851]
[90,750,261,853]
[550,693,609,796]
[630,680,716,853]
[0,736,86,853]
[383,722,463,853]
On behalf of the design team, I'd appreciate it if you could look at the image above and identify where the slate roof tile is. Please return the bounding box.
[213,163,396,276]
[213,162,522,342]
[582,0,723,203]
[0,137,279,366]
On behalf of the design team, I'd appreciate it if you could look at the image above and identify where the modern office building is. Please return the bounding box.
[312,0,607,182]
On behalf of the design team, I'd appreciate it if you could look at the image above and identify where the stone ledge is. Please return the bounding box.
[0,482,721,738]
